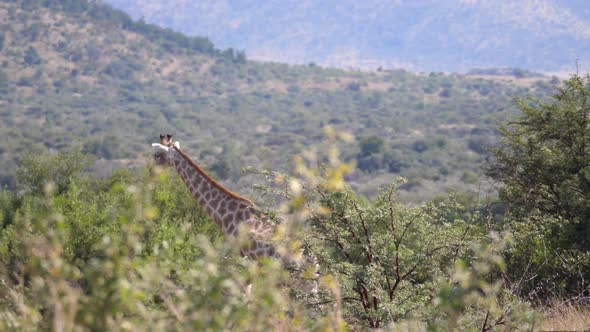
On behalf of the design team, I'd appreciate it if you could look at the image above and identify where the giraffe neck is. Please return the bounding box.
[169,147,257,237]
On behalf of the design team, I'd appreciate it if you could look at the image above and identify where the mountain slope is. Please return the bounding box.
[104,0,590,72]
[0,0,556,201]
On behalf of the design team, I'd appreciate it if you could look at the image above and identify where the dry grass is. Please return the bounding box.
[541,301,590,331]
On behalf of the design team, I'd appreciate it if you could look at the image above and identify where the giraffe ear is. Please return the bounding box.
[152,143,169,152]
[173,141,180,149]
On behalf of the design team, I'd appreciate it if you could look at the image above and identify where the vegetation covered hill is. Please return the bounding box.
[1,75,589,329]
[0,0,558,201]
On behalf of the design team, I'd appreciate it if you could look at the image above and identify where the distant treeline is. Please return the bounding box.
[467,67,545,78]
[14,0,245,61]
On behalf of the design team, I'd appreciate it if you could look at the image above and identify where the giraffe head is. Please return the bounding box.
[151,134,179,166]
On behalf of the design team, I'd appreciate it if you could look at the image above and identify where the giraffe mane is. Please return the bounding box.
[172,145,255,206]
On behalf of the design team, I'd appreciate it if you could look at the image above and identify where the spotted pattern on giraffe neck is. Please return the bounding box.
[161,145,319,293]
[168,148,269,241]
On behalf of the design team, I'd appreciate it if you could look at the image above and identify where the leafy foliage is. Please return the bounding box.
[358,135,384,157]
[305,181,481,327]
[430,233,539,331]
[15,149,92,196]
[0,139,546,330]
[0,150,341,330]
[258,131,540,329]
[487,74,590,299]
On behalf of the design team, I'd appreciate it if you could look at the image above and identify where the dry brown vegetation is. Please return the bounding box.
[541,302,590,331]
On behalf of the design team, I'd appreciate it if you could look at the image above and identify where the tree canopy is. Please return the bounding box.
[487,75,590,299]
[488,74,590,250]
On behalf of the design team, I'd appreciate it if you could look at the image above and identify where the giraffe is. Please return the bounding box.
[151,134,281,260]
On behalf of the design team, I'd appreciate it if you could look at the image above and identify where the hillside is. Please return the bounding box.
[105,0,590,72]
[0,0,558,201]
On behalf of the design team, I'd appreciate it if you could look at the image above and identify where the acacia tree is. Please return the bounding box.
[303,182,480,328]
[487,74,590,297]
[488,75,590,249]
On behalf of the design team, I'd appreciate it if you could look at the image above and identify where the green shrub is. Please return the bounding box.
[487,74,590,298]
[302,180,482,327]
[0,151,342,331]
[358,135,384,157]
[23,46,42,66]
[429,233,539,331]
